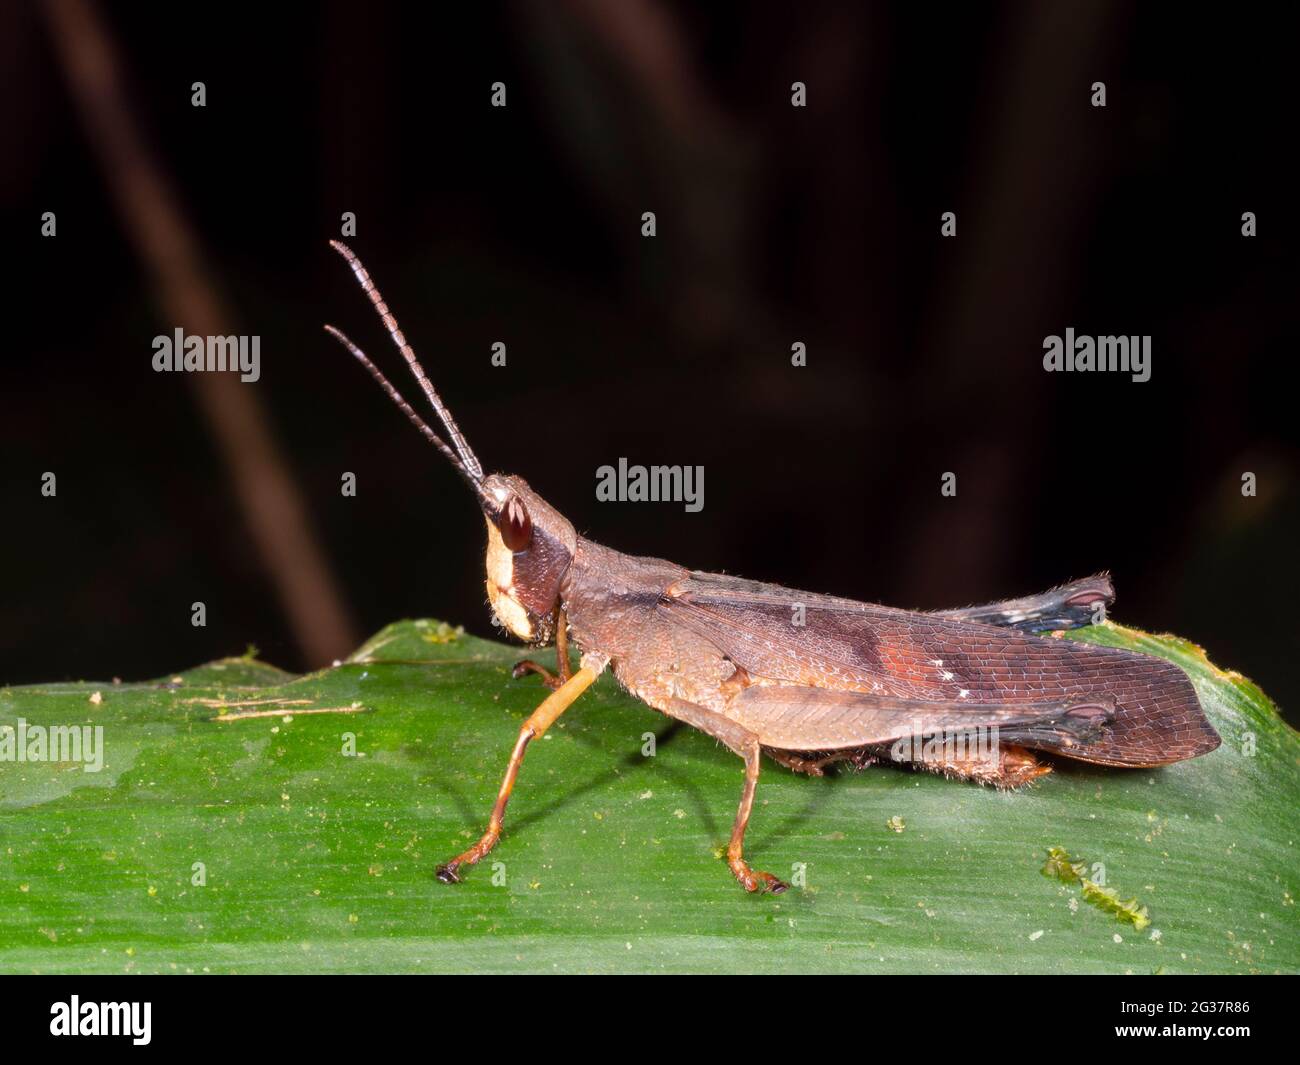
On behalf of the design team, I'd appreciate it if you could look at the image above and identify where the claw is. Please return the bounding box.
[435,861,462,884]
[730,858,788,895]
[511,659,563,690]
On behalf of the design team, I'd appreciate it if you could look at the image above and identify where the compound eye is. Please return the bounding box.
[500,493,533,552]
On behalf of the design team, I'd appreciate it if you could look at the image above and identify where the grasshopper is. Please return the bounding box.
[324,242,1221,895]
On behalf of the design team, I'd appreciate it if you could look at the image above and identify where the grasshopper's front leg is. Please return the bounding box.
[436,657,602,884]
[510,608,573,691]
[666,699,788,895]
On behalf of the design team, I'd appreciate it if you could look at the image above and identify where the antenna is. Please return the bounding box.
[327,240,484,480]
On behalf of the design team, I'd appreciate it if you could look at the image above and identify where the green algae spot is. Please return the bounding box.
[1042,846,1151,932]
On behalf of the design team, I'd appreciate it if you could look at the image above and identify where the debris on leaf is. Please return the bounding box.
[1042,846,1086,884]
[1041,846,1151,931]
[418,621,464,645]
[1082,879,1152,931]
[886,815,906,833]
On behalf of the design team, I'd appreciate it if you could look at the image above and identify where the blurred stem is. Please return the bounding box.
[41,0,357,665]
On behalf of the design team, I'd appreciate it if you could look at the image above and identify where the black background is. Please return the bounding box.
[0,972,1283,1043]
[3,2,1296,722]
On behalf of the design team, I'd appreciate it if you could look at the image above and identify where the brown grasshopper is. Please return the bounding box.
[324,241,1221,895]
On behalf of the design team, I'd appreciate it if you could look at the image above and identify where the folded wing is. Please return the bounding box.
[656,572,1220,767]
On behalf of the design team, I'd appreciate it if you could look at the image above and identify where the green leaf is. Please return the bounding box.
[1,619,1295,973]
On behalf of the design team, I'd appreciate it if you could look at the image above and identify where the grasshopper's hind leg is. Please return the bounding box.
[665,699,788,895]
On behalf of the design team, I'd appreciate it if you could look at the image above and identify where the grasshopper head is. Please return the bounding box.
[323,242,575,646]
[481,474,576,644]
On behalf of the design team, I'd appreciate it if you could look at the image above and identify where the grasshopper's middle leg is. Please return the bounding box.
[666,698,788,895]
[436,663,598,884]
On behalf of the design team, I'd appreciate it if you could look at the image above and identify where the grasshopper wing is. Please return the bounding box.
[933,573,1114,632]
[719,684,1114,755]
[656,572,1220,767]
